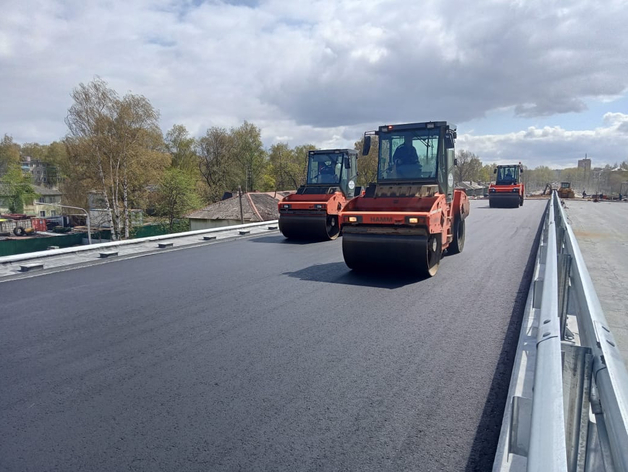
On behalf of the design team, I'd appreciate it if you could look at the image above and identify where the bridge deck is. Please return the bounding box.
[0,200,545,472]
[565,199,628,365]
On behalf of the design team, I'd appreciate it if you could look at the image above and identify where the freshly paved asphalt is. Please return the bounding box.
[0,200,546,472]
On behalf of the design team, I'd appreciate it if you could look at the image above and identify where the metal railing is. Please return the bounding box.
[494,191,628,471]
[0,220,279,266]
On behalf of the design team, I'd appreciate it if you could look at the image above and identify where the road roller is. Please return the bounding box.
[488,163,525,208]
[278,149,359,240]
[340,121,469,277]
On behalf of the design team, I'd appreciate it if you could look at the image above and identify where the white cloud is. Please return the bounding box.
[458,113,628,168]
[0,0,627,169]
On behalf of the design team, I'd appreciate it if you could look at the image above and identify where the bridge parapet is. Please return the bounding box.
[494,191,628,471]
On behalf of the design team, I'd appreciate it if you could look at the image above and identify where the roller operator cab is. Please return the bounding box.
[278,149,359,240]
[340,121,470,277]
[488,164,525,208]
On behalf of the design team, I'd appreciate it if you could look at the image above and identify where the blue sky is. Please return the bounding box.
[1,0,627,169]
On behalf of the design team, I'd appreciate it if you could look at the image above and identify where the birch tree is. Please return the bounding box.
[65,77,169,240]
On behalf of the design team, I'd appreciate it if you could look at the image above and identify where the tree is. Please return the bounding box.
[65,77,169,240]
[267,142,316,191]
[44,141,69,187]
[20,142,47,161]
[526,165,555,191]
[478,163,495,184]
[231,121,267,192]
[165,124,198,175]
[268,143,294,191]
[197,127,234,202]
[291,144,316,188]
[354,137,378,187]
[0,134,21,176]
[155,168,200,232]
[0,164,38,213]
[454,150,482,184]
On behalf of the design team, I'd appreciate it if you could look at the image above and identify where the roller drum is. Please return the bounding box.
[342,231,441,277]
[489,194,520,208]
[279,213,339,241]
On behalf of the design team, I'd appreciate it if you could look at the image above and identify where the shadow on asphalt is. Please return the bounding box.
[283,262,426,289]
[249,235,331,245]
[463,206,546,471]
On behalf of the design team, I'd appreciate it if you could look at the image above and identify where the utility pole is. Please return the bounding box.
[238,186,244,224]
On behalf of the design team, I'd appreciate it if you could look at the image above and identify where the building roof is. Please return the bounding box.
[33,185,62,196]
[187,192,279,222]
[259,191,295,201]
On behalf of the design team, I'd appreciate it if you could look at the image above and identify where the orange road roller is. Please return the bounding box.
[340,121,469,277]
[278,149,359,240]
[488,163,525,208]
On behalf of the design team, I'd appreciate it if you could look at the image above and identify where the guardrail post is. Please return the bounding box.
[558,253,572,339]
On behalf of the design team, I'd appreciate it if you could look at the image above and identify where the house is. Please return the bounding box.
[33,186,63,217]
[0,184,62,216]
[187,192,280,231]
[21,156,59,186]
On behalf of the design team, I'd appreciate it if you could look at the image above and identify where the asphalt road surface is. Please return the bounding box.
[0,200,546,472]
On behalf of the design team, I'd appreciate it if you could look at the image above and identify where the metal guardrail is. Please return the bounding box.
[494,191,628,471]
[0,220,279,265]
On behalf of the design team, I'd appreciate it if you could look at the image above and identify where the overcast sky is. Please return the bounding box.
[1,0,627,168]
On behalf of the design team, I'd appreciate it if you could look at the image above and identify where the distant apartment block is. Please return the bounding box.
[578,158,591,171]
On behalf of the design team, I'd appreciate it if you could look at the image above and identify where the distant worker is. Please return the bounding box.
[583,190,587,198]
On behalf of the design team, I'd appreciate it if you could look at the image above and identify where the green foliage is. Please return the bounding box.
[0,164,38,213]
[0,134,21,176]
[231,121,267,192]
[44,141,69,186]
[197,127,234,202]
[523,165,556,191]
[20,142,47,160]
[454,150,483,184]
[478,164,495,183]
[155,168,201,232]
[291,144,316,187]
[268,142,315,190]
[165,124,198,175]
[354,137,378,187]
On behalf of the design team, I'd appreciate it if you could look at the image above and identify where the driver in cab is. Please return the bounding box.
[319,159,337,183]
[392,136,421,178]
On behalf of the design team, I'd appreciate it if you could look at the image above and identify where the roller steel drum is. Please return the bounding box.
[279,214,340,241]
[489,194,520,208]
[342,232,442,277]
